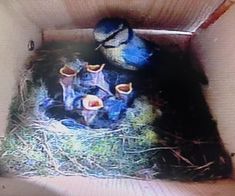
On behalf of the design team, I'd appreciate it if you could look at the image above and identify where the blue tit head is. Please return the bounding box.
[94,18,133,48]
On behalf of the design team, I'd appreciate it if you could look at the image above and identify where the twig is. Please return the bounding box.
[193,161,214,170]
[14,133,28,146]
[160,129,218,144]
[85,129,124,138]
[86,156,108,172]
[8,125,22,135]
[124,146,178,154]
[41,132,63,175]
[41,146,69,176]
[170,149,195,166]
[58,147,89,174]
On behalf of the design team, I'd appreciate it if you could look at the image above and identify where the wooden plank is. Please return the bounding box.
[6,0,73,29]
[0,176,235,196]
[199,0,235,29]
[43,29,191,51]
[6,0,224,32]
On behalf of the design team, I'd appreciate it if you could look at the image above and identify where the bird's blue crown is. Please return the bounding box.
[94,18,131,43]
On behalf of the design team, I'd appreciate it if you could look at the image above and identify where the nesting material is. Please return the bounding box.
[0,41,232,181]
[0,83,159,178]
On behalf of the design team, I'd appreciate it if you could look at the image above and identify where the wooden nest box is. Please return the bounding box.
[0,0,235,195]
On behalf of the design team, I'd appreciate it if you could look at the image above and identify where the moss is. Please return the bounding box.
[145,130,158,143]
[89,138,121,158]
[138,129,158,146]
[62,136,84,155]
[125,96,160,127]
[1,134,21,153]
[25,150,47,162]
[0,72,161,178]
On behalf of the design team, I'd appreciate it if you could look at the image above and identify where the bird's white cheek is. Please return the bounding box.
[101,46,125,66]
[94,31,111,42]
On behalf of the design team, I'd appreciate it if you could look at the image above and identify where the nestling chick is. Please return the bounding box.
[94,18,155,70]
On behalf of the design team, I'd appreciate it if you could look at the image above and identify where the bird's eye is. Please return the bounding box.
[103,28,130,47]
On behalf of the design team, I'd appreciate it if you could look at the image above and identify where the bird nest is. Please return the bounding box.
[0,70,162,178]
[0,42,232,181]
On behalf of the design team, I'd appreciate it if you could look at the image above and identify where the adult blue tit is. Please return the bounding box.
[93,18,155,71]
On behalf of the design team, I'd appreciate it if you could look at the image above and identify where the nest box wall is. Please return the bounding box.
[0,2,41,137]
[6,0,223,31]
[192,4,235,176]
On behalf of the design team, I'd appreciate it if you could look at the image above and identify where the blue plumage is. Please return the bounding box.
[94,18,126,42]
[122,36,152,69]
[94,18,154,70]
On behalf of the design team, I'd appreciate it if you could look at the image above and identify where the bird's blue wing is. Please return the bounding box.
[122,36,152,69]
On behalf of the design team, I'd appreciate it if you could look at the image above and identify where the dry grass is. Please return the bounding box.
[0,70,162,178]
[0,43,231,181]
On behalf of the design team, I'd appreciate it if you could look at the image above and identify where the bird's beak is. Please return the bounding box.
[95,43,103,51]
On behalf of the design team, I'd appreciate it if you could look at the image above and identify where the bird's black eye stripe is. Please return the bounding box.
[101,25,126,46]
